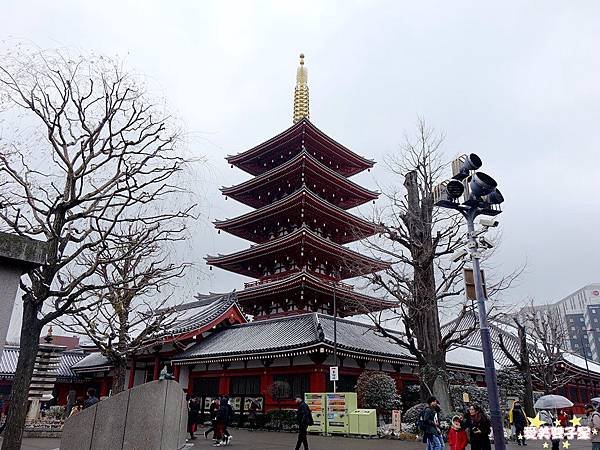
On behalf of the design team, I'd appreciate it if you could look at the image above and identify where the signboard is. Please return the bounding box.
[330,366,339,381]
[391,410,401,431]
[462,392,470,403]
[463,268,487,300]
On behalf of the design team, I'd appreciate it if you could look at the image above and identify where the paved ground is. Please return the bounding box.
[0,437,61,450]
[2,431,594,450]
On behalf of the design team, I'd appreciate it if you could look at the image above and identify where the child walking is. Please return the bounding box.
[448,415,469,450]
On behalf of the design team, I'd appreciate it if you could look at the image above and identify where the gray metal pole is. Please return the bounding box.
[580,334,591,400]
[333,281,337,393]
[466,210,506,450]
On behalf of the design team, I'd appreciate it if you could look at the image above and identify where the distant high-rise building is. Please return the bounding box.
[520,283,600,361]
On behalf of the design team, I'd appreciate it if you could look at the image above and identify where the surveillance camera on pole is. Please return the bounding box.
[452,248,469,263]
[479,218,499,228]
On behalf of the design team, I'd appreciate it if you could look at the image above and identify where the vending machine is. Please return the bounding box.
[305,393,327,433]
[325,392,357,434]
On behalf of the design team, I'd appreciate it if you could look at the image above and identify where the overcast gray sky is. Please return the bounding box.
[3,1,600,339]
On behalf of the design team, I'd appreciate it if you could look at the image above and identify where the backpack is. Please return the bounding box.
[416,408,427,432]
[308,411,315,426]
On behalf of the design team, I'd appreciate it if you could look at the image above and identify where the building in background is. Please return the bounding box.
[521,283,600,362]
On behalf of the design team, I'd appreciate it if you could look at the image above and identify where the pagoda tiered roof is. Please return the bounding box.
[238,269,397,318]
[226,119,374,177]
[206,225,389,280]
[221,150,379,210]
[215,187,379,244]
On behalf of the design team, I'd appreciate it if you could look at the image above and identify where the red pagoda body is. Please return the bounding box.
[208,64,392,319]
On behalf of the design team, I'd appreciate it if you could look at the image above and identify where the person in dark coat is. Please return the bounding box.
[83,388,99,409]
[215,396,233,446]
[188,396,201,440]
[204,398,220,440]
[422,397,443,450]
[466,405,492,450]
[511,401,528,446]
[295,395,313,450]
[248,398,260,430]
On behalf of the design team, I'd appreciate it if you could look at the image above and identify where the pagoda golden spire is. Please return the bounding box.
[293,53,309,123]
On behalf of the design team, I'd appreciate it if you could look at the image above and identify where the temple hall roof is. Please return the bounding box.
[172,313,498,373]
[72,292,245,372]
[0,345,85,380]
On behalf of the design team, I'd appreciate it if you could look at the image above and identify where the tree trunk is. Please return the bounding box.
[404,170,451,412]
[1,302,42,450]
[517,325,535,416]
[420,360,451,413]
[111,359,127,394]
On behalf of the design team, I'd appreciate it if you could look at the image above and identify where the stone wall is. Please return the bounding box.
[61,380,188,450]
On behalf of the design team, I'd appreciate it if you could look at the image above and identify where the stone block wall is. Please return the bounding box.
[61,380,188,450]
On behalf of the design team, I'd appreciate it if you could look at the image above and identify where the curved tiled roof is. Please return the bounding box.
[214,187,379,245]
[72,292,244,371]
[206,225,390,280]
[0,346,85,379]
[222,150,379,210]
[226,119,374,177]
[161,291,240,337]
[173,313,412,364]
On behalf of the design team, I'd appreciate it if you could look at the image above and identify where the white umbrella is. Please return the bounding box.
[534,395,574,410]
[591,397,600,404]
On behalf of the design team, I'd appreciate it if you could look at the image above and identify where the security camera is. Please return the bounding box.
[479,218,499,228]
[452,248,469,263]
[478,236,494,249]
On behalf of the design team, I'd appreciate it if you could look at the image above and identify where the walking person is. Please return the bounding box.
[188,396,201,440]
[448,415,469,450]
[214,396,233,446]
[422,397,443,450]
[466,405,491,450]
[83,388,99,409]
[510,400,528,446]
[204,397,220,440]
[295,395,313,450]
[248,398,260,430]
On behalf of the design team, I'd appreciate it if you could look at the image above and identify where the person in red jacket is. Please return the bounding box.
[448,415,469,450]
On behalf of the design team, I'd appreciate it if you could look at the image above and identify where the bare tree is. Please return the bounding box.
[358,119,518,411]
[522,305,576,394]
[497,318,535,416]
[58,221,190,394]
[0,48,195,449]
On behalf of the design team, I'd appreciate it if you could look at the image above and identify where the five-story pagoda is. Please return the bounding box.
[207,54,392,320]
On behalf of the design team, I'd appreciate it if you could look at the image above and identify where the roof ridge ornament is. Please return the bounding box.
[293,53,309,124]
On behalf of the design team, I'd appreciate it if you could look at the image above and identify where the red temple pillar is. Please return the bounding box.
[310,367,326,393]
[99,376,109,397]
[260,371,272,409]
[128,358,136,389]
[173,365,180,382]
[219,375,230,395]
[153,355,161,381]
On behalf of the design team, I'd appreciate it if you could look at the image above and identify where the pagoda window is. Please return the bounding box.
[273,262,285,274]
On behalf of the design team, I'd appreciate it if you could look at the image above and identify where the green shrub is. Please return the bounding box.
[265,409,296,430]
[355,371,401,413]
